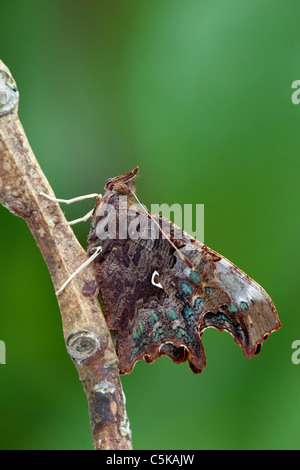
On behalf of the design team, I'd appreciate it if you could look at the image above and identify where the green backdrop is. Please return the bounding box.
[0,0,299,450]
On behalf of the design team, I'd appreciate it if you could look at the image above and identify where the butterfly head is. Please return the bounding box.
[105,167,139,194]
[101,166,139,207]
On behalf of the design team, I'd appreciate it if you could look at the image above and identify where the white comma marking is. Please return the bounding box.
[151,270,163,289]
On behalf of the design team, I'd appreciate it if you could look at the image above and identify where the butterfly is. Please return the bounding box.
[83,167,281,374]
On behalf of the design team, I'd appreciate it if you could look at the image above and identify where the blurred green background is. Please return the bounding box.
[0,0,299,450]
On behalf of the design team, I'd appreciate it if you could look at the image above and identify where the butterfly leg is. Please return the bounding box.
[68,209,94,226]
[56,246,102,296]
[40,192,102,225]
[39,192,100,205]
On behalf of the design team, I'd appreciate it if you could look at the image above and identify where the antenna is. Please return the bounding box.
[130,190,195,271]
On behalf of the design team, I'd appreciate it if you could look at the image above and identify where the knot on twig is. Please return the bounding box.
[67,330,100,361]
[0,66,19,116]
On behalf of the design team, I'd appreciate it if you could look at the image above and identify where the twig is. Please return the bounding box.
[0,60,132,450]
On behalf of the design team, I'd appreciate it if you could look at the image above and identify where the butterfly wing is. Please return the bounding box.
[177,241,281,360]
[92,235,206,374]
[89,206,280,374]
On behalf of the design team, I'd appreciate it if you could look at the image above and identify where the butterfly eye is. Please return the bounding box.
[151,270,163,289]
[113,182,129,195]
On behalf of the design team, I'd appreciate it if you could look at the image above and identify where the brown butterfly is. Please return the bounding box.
[83,167,281,374]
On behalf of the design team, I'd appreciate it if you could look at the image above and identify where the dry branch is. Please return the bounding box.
[0,60,132,450]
